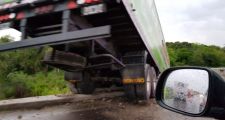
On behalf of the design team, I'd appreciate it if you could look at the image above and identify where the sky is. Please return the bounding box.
[0,0,225,47]
[0,28,21,41]
[155,0,225,47]
[165,69,209,94]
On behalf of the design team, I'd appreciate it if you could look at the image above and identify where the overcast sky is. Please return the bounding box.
[155,0,225,47]
[0,28,21,41]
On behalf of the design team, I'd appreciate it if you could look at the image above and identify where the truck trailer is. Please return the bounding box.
[0,0,170,100]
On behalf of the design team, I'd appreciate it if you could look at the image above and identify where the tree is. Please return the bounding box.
[167,42,225,67]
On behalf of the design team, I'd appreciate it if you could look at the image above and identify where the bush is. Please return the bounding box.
[0,36,69,100]
[0,70,69,100]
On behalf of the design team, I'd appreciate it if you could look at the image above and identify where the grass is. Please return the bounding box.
[0,70,69,100]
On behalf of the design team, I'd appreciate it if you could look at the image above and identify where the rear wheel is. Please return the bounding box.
[135,64,151,100]
[76,72,95,94]
[67,82,78,94]
[123,51,157,101]
[124,84,136,100]
[150,67,157,98]
[65,72,81,94]
[124,64,152,100]
[64,71,95,94]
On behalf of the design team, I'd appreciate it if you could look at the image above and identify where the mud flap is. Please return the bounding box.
[122,64,151,100]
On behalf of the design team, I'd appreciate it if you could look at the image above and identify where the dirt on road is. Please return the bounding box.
[0,96,215,120]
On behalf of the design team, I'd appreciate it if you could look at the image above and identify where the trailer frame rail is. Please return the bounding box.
[0,25,111,52]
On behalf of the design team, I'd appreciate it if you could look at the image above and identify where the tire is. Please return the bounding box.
[76,82,95,94]
[135,64,151,100]
[123,64,151,101]
[150,67,157,98]
[76,72,95,94]
[65,71,82,94]
[64,71,95,94]
[67,82,78,94]
[124,84,136,100]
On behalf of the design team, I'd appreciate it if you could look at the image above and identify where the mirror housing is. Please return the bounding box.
[156,67,225,118]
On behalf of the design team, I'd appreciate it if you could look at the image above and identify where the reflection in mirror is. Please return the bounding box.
[163,69,209,114]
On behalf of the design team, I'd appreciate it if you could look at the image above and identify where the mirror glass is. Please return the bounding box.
[163,69,209,114]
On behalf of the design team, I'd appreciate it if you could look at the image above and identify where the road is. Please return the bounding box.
[0,95,216,120]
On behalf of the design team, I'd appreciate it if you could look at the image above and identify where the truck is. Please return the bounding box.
[174,81,188,102]
[0,0,170,100]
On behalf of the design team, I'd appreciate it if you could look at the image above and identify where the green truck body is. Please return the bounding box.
[123,0,170,71]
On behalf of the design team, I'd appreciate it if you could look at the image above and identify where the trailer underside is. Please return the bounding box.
[0,2,145,55]
[0,0,159,100]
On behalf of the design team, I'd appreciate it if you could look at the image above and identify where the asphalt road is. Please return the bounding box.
[0,97,216,120]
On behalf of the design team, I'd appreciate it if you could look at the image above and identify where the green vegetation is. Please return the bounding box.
[0,36,69,100]
[167,42,225,67]
[0,35,224,100]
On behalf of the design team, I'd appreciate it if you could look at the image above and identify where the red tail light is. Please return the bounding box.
[34,5,54,14]
[0,14,10,22]
[93,0,101,2]
[0,13,17,22]
[85,0,101,3]
[4,15,9,21]
[0,16,4,21]
[16,12,25,20]
[67,1,77,9]
[85,0,93,3]
[77,0,101,5]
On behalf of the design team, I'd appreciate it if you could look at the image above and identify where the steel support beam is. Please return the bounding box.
[20,19,27,39]
[70,15,116,55]
[0,25,111,52]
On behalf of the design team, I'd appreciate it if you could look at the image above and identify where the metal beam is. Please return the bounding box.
[0,25,111,52]
[70,15,116,55]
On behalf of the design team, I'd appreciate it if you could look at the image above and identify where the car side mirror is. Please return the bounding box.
[155,67,225,118]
